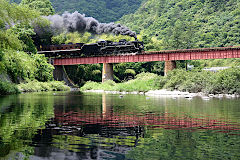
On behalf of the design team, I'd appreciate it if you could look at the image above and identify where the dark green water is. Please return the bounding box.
[0,92,240,160]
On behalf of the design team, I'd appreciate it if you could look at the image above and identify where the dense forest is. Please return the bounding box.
[12,0,144,23]
[120,0,240,50]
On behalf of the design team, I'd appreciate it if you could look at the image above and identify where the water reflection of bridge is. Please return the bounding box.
[54,93,240,135]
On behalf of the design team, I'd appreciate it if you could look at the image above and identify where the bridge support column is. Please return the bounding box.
[53,65,64,81]
[164,61,176,76]
[102,63,114,82]
[53,65,75,87]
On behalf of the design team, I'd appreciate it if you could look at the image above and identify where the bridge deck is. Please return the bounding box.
[38,46,240,65]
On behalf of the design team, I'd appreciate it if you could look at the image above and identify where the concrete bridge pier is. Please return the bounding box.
[53,65,76,87]
[102,63,114,82]
[164,61,176,76]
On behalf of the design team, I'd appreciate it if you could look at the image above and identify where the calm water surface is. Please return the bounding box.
[0,92,240,160]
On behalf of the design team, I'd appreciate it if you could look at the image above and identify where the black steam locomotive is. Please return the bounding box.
[38,39,144,58]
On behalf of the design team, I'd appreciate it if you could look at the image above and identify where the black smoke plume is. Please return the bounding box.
[35,11,137,39]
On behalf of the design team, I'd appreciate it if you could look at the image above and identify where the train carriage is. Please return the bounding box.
[37,40,144,58]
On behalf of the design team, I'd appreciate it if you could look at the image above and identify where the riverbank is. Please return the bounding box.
[83,89,240,99]
[18,81,70,93]
[80,68,240,98]
[0,80,70,95]
[80,72,159,92]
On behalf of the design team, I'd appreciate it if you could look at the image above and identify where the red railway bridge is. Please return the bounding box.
[38,46,240,82]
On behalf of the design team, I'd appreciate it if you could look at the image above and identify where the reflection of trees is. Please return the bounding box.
[0,95,18,112]
[0,94,54,158]
[126,129,240,160]
[50,93,240,159]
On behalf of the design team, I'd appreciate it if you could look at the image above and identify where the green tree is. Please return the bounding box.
[0,0,39,26]
[0,0,39,50]
[20,0,55,16]
[7,23,37,53]
[33,54,54,82]
[2,50,36,83]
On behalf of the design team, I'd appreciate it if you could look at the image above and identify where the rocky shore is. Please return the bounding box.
[83,89,240,99]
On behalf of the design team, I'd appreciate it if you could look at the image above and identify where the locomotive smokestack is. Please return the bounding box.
[35,11,137,39]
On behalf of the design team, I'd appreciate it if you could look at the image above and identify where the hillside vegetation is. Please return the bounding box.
[12,0,144,23]
[51,0,144,23]
[120,0,240,50]
[0,0,70,95]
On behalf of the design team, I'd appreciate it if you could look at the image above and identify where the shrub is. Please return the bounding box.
[179,71,212,93]
[49,81,71,91]
[80,81,101,91]
[17,81,70,92]
[33,54,54,82]
[103,80,116,86]
[81,72,160,92]
[135,72,158,80]
[158,68,240,94]
[3,50,36,83]
[212,67,240,94]
[0,81,20,95]
[162,69,189,90]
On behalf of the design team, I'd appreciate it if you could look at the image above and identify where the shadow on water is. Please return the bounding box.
[0,92,240,159]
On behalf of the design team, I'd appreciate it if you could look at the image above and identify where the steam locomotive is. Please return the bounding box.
[37,39,144,58]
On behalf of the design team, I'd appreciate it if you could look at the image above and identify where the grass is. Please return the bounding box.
[80,72,159,92]
[17,80,70,92]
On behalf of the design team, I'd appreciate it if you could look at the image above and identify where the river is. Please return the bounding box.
[0,92,239,159]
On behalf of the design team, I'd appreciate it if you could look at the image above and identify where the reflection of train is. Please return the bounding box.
[37,39,144,58]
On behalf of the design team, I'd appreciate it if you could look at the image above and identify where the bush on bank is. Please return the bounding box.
[0,81,20,95]
[158,67,240,94]
[2,50,54,83]
[17,81,70,92]
[80,72,159,92]
[81,67,240,94]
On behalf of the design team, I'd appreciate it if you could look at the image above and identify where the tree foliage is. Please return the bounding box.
[49,0,143,23]
[120,0,240,50]
[0,0,39,50]
[33,54,54,82]
[65,64,102,86]
[20,0,55,16]
[157,67,240,94]
[0,0,39,26]
[2,50,36,83]
[0,0,56,89]
[7,24,37,53]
